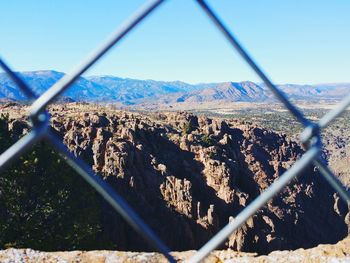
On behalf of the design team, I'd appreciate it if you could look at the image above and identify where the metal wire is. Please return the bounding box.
[29,0,166,118]
[319,93,350,129]
[0,0,349,262]
[0,125,48,170]
[188,145,320,263]
[0,58,38,99]
[313,158,350,203]
[195,0,310,127]
[45,130,176,263]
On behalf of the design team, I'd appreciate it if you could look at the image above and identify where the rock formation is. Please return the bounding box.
[1,104,349,254]
[0,232,349,262]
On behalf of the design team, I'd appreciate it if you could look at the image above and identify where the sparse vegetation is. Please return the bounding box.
[200,134,215,147]
[0,114,112,251]
[193,106,350,187]
[0,103,349,254]
[182,121,193,135]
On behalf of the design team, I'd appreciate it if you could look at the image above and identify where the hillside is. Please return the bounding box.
[1,103,348,254]
[1,71,350,105]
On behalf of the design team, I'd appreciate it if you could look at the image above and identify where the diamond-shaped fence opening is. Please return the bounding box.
[0,0,349,262]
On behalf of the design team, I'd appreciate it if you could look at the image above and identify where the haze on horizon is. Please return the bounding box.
[1,0,349,85]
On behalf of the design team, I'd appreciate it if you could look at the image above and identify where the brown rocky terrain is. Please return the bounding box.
[0,103,349,255]
[322,128,350,188]
[0,236,349,263]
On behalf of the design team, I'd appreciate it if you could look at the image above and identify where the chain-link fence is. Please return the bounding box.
[0,0,349,262]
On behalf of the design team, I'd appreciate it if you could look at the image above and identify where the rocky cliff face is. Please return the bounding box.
[2,103,349,254]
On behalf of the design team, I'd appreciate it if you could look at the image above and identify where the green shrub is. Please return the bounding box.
[0,115,112,250]
[182,121,193,135]
[200,134,215,147]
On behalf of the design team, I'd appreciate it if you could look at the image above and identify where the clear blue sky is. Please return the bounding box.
[1,0,349,84]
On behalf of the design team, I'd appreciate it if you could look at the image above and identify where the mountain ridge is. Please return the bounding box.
[1,70,349,105]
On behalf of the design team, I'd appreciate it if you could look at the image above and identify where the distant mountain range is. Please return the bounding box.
[1,70,349,105]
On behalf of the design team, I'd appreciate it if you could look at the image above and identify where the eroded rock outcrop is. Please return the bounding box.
[1,104,349,254]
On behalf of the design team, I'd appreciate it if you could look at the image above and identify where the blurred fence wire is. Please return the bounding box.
[0,0,349,262]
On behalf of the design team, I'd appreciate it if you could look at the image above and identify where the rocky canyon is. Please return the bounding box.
[1,103,349,256]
